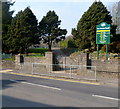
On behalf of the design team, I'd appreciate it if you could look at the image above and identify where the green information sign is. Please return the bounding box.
[96,22,110,44]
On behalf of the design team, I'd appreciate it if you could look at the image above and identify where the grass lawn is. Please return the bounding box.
[3,56,15,61]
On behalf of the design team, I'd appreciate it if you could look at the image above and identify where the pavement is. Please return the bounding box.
[0,69,118,87]
[1,69,119,107]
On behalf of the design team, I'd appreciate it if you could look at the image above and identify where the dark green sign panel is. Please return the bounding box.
[96,22,110,44]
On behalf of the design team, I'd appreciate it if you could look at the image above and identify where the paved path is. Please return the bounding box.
[0,69,118,86]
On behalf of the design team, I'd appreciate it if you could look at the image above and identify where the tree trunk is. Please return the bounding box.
[48,44,52,51]
[25,48,28,56]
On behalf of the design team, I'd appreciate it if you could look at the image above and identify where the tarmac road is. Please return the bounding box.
[2,73,119,107]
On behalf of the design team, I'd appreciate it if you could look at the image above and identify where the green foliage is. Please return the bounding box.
[58,40,68,48]
[24,53,44,57]
[2,1,14,24]
[99,50,106,54]
[38,10,67,51]
[3,56,15,61]
[68,39,77,48]
[72,1,112,51]
[6,7,39,54]
[2,1,14,53]
[101,41,120,53]
[111,34,120,42]
[58,38,76,49]
[27,48,48,54]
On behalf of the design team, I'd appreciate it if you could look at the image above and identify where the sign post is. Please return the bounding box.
[96,22,110,60]
[97,44,99,59]
[106,44,108,60]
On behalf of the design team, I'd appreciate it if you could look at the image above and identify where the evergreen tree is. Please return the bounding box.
[2,1,14,53]
[38,10,67,51]
[7,7,39,53]
[72,1,112,51]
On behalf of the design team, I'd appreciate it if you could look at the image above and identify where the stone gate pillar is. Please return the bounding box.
[45,52,53,72]
[15,54,24,69]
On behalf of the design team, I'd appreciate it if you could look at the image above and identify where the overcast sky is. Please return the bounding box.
[10,0,119,36]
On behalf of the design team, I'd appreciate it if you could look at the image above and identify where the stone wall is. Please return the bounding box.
[15,52,53,64]
[24,57,46,63]
[62,53,88,66]
[15,52,54,73]
[92,60,119,73]
[61,53,119,73]
[14,52,119,74]
[2,60,15,69]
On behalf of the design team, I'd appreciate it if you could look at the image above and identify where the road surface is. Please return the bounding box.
[2,73,119,107]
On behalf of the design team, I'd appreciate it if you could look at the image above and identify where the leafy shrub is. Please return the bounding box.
[58,40,68,48]
[68,39,77,48]
[27,48,48,54]
[101,41,120,53]
[58,39,77,49]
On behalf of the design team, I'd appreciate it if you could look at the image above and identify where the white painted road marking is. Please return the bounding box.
[0,70,13,72]
[92,94,120,101]
[9,79,19,83]
[9,79,61,91]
